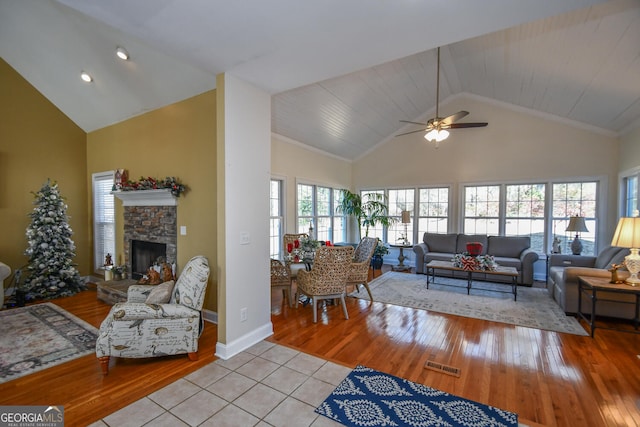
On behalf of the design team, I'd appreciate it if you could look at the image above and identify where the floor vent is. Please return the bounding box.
[424,360,461,377]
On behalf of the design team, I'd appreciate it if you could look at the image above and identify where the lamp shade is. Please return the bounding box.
[611,217,640,248]
[566,216,588,233]
[401,211,411,224]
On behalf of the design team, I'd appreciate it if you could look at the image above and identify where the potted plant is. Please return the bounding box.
[337,189,397,240]
[371,239,389,270]
[112,265,127,280]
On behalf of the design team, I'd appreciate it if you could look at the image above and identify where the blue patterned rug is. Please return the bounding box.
[316,365,518,426]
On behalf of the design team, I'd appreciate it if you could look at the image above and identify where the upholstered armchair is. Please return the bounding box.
[296,246,354,323]
[96,255,210,375]
[346,237,377,301]
[271,258,294,307]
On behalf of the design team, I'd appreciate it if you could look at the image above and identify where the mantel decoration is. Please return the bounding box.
[452,253,498,271]
[113,172,187,197]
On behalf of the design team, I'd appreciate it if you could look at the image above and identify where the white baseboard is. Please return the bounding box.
[215,322,273,360]
[203,309,217,324]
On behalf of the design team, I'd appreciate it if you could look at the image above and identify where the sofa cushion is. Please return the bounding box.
[594,246,622,269]
[424,233,457,253]
[456,234,488,255]
[424,252,456,263]
[609,248,630,267]
[492,256,522,270]
[487,236,530,258]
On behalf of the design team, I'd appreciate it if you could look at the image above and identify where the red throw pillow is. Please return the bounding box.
[466,242,484,256]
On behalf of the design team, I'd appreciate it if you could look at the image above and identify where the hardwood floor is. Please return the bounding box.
[0,284,218,427]
[271,266,640,427]
[2,268,639,427]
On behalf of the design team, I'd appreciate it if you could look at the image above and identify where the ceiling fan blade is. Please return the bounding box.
[395,128,430,137]
[446,122,488,129]
[399,120,429,126]
[441,111,469,125]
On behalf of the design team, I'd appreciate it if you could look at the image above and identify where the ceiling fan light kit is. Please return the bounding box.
[397,46,487,146]
[425,128,449,145]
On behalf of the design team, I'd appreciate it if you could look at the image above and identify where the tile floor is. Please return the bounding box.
[88,341,348,427]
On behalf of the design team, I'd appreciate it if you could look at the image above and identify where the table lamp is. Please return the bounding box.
[401,211,411,245]
[610,216,640,286]
[566,216,588,255]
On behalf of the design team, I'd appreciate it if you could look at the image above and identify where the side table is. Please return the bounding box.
[577,275,640,337]
[390,244,412,272]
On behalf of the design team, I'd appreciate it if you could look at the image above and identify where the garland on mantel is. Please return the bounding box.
[116,176,187,197]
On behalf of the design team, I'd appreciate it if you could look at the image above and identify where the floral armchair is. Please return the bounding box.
[96,255,210,375]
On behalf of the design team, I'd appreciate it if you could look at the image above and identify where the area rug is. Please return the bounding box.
[0,303,98,383]
[350,272,588,336]
[316,365,518,426]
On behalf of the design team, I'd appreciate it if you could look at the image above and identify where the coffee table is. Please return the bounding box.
[426,260,519,300]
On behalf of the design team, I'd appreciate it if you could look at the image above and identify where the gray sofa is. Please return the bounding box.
[548,246,635,318]
[412,233,539,285]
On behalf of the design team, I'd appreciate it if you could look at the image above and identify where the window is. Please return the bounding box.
[624,175,638,216]
[551,181,597,256]
[463,185,500,235]
[93,171,115,273]
[360,190,385,240]
[505,184,546,252]
[418,187,449,235]
[333,190,346,243]
[270,179,283,259]
[296,183,345,243]
[388,189,415,245]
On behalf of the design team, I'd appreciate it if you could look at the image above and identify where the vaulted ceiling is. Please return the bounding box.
[1,0,638,161]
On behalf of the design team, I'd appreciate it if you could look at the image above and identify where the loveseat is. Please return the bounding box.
[412,233,539,285]
[547,246,635,318]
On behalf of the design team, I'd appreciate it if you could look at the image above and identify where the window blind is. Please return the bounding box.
[93,172,115,272]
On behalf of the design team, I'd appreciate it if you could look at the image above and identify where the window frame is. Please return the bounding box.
[620,167,640,217]
[417,186,451,237]
[92,171,116,274]
[296,181,345,243]
[269,178,284,259]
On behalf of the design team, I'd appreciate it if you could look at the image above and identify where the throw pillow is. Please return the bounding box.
[145,280,175,304]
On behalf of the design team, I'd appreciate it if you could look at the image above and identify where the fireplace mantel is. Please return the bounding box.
[113,189,177,206]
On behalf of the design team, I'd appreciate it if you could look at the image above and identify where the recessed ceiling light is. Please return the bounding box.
[80,71,93,83]
[116,47,129,61]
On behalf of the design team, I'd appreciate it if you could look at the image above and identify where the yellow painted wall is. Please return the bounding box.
[0,59,89,275]
[86,90,218,311]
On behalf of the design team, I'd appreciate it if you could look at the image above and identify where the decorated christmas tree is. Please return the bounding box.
[23,180,86,300]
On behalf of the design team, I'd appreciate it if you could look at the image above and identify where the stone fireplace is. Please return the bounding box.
[115,189,178,279]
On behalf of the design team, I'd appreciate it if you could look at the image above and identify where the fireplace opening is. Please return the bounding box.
[131,240,167,280]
